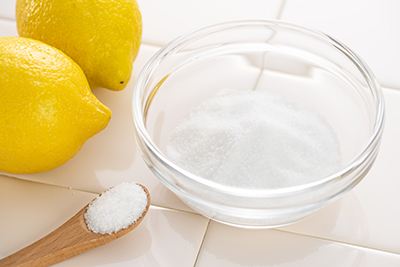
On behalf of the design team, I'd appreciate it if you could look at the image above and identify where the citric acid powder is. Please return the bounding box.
[84,182,148,234]
[166,90,341,189]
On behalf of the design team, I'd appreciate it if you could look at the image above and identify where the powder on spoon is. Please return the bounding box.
[84,182,148,234]
[166,89,341,189]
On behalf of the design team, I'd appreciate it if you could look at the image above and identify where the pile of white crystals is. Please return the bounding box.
[84,182,148,234]
[166,89,342,189]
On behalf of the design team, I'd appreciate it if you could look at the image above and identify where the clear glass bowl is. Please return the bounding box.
[132,20,385,228]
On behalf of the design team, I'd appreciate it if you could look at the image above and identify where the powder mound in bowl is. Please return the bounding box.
[166,89,342,189]
[84,182,148,235]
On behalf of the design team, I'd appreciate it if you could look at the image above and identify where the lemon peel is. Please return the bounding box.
[0,37,111,174]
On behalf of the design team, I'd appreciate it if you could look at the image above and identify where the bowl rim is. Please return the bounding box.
[133,19,385,198]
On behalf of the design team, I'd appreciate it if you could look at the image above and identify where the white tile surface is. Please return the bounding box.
[281,0,400,89]
[0,0,16,20]
[138,0,284,46]
[0,18,18,36]
[196,222,400,267]
[0,175,97,259]
[280,88,400,254]
[54,207,209,267]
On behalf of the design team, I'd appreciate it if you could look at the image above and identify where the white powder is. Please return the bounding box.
[166,89,341,189]
[84,182,148,234]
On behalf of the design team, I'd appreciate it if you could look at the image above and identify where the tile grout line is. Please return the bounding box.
[253,0,287,91]
[141,41,163,48]
[149,203,202,216]
[382,86,400,92]
[0,17,15,22]
[192,219,211,267]
[274,228,400,256]
[0,173,95,192]
[0,173,203,214]
[276,0,287,20]
[252,52,266,91]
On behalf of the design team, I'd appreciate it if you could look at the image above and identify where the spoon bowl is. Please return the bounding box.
[0,184,150,267]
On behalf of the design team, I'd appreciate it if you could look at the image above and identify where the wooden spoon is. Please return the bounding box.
[0,184,150,267]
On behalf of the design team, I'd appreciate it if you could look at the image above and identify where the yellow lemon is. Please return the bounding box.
[0,37,112,174]
[16,0,142,91]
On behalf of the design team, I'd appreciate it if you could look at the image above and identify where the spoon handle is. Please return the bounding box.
[0,206,110,267]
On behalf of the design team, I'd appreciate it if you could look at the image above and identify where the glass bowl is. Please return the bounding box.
[132,19,385,228]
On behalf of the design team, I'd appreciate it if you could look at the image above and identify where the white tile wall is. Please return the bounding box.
[138,0,284,46]
[281,0,400,89]
[0,0,15,20]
